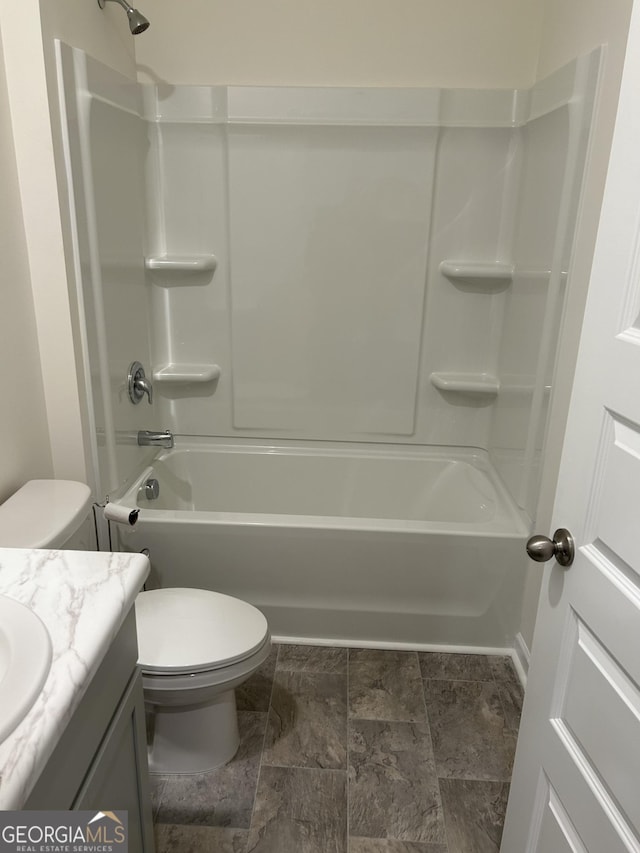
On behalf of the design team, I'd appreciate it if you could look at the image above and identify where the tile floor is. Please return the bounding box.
[152,645,524,853]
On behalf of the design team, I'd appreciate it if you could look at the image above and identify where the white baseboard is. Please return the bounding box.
[272,635,515,658]
[512,632,530,688]
[271,634,531,690]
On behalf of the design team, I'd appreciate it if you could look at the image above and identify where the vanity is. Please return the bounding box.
[0,548,154,853]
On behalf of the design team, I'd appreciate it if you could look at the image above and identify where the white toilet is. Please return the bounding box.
[136,587,270,774]
[0,480,271,775]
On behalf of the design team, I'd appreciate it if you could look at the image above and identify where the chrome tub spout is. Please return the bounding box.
[137,429,174,448]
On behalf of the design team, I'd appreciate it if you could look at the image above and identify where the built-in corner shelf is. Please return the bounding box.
[145,255,218,275]
[153,364,222,384]
[439,261,513,290]
[430,372,500,395]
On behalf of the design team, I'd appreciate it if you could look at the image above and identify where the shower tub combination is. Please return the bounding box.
[113,442,528,650]
[57,45,599,659]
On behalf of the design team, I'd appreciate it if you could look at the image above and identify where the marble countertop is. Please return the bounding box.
[0,547,149,809]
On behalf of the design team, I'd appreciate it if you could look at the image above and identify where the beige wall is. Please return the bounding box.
[0,0,136,490]
[0,36,53,503]
[518,0,634,654]
[134,0,542,88]
[537,0,633,79]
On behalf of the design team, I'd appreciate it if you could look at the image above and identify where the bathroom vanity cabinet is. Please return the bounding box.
[25,611,155,853]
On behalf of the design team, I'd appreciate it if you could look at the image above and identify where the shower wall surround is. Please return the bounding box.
[143,55,598,517]
[491,57,600,514]
[58,42,599,516]
[57,44,154,499]
[144,88,516,448]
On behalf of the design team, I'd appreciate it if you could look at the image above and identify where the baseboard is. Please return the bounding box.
[271,635,515,658]
[272,633,531,689]
[512,632,530,688]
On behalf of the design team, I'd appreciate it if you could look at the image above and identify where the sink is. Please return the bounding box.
[0,596,52,744]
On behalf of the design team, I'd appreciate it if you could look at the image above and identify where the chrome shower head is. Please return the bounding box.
[97,0,150,34]
[126,6,150,34]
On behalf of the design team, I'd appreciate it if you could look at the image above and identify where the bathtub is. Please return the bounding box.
[113,442,530,650]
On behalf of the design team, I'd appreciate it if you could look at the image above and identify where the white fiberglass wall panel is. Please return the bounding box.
[418,126,516,446]
[490,109,569,506]
[489,52,600,515]
[145,92,517,446]
[146,121,229,436]
[90,99,153,453]
[227,125,436,436]
[58,46,155,495]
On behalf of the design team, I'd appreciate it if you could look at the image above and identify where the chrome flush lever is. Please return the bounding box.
[128,361,153,404]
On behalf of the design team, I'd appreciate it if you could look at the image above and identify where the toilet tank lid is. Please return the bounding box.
[0,480,92,549]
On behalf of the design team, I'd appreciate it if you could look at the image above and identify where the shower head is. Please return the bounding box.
[97,0,150,34]
[126,7,150,34]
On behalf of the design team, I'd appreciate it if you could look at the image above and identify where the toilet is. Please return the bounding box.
[136,587,270,774]
[0,480,271,775]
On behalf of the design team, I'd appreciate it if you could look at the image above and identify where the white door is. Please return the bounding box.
[502,5,640,851]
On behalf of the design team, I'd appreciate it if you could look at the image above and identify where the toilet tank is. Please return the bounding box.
[0,480,94,550]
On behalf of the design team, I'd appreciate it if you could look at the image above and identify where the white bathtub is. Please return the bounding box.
[113,442,530,650]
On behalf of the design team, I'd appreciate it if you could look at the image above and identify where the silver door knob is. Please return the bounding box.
[526,528,575,567]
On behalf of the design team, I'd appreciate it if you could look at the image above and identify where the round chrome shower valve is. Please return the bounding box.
[128,361,154,405]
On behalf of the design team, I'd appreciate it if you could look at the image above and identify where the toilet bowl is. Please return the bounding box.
[0,480,271,776]
[135,587,270,774]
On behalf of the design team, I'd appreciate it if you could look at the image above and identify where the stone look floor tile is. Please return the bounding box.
[439,779,509,853]
[277,644,348,674]
[150,775,167,822]
[237,644,279,712]
[156,711,267,827]
[349,650,426,722]
[418,652,493,682]
[488,655,519,684]
[151,647,519,851]
[262,670,347,769]
[155,824,248,853]
[349,839,447,852]
[425,680,515,781]
[247,765,347,853]
[348,719,446,845]
[487,655,524,733]
[497,679,524,732]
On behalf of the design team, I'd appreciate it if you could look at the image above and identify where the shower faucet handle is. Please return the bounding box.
[128,361,153,405]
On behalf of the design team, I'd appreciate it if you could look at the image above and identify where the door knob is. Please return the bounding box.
[526,528,575,567]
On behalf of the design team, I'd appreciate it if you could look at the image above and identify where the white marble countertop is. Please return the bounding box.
[0,547,149,809]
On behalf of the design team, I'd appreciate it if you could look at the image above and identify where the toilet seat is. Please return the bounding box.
[140,633,271,700]
[135,587,269,674]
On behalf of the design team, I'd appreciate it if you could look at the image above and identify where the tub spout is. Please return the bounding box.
[138,429,174,448]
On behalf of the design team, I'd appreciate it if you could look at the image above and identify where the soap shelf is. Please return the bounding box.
[439,261,513,290]
[145,255,217,274]
[153,364,222,383]
[430,372,500,395]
